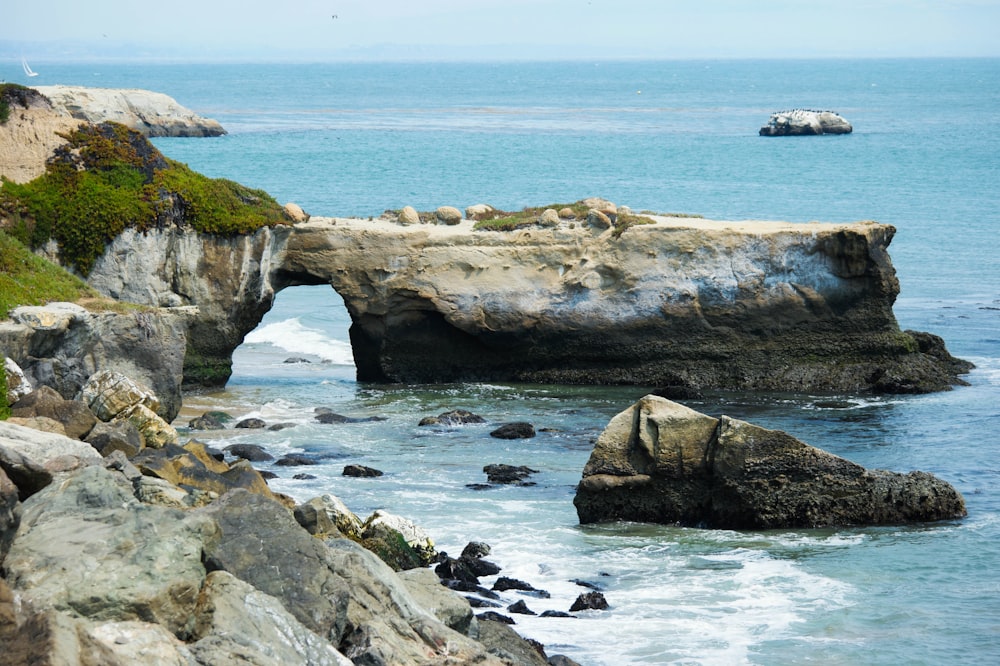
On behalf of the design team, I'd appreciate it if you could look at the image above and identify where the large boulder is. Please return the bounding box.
[574,395,967,529]
[189,570,352,665]
[199,490,501,664]
[2,465,217,636]
[10,386,97,440]
[0,419,103,479]
[293,493,364,538]
[759,109,853,136]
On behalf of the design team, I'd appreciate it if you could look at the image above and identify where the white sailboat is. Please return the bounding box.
[22,58,39,78]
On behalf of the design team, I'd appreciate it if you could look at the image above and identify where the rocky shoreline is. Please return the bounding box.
[1,371,588,665]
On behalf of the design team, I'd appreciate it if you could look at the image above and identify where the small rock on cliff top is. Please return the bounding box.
[33,85,226,137]
[759,109,853,136]
[574,395,966,529]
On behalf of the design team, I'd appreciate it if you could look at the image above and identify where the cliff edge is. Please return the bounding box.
[32,85,225,138]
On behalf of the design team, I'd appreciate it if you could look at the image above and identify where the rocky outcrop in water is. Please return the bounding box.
[278,216,970,394]
[573,395,967,528]
[759,109,853,136]
[32,85,226,137]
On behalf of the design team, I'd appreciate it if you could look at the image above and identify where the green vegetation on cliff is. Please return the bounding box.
[0,83,34,125]
[470,201,658,236]
[0,230,98,318]
[0,121,291,275]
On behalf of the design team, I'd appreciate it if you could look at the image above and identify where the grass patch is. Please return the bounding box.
[611,213,657,238]
[640,210,704,218]
[0,121,291,275]
[471,201,590,231]
[0,230,99,318]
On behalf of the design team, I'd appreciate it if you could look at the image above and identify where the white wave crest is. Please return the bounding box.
[244,317,354,365]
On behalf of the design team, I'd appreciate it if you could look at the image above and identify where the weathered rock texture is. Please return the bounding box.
[574,395,967,528]
[0,302,189,421]
[759,109,853,136]
[33,85,226,137]
[84,225,291,389]
[276,217,969,393]
[0,97,968,398]
[0,424,524,665]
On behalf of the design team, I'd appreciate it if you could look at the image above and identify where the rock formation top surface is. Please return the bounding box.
[32,85,226,138]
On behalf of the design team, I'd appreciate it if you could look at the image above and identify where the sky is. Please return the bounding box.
[3,0,1000,61]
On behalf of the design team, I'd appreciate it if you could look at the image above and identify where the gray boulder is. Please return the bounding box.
[398,567,475,635]
[189,570,352,665]
[198,489,352,642]
[574,395,966,529]
[3,465,217,635]
[85,420,144,457]
[0,420,103,475]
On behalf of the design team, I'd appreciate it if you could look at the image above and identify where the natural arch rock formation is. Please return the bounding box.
[80,214,970,397]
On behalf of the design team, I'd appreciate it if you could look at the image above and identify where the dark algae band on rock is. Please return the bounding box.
[573,395,967,529]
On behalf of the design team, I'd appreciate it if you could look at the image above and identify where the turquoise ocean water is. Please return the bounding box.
[9,58,1000,664]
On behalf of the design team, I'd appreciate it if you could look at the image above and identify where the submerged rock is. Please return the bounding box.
[484,463,539,485]
[574,395,967,529]
[490,422,536,439]
[419,409,486,426]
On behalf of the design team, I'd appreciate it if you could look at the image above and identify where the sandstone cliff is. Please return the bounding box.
[0,87,81,184]
[33,85,226,137]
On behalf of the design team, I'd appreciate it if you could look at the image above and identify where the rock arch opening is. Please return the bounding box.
[231,285,356,384]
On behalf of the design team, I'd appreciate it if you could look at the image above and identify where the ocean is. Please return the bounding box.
[12,58,1000,664]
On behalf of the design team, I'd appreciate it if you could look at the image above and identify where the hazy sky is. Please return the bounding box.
[4,0,1000,60]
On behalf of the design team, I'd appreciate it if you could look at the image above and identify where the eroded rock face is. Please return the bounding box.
[0,303,190,421]
[85,225,292,390]
[573,395,967,529]
[278,216,970,393]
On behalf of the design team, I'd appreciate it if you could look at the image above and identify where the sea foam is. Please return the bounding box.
[243,317,354,366]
